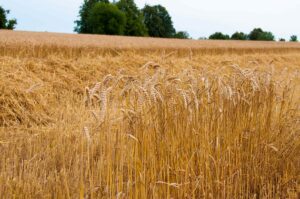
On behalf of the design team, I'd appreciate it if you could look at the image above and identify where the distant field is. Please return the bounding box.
[1,30,300,53]
[0,31,299,198]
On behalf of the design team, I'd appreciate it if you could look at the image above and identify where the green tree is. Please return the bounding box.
[259,31,274,41]
[248,28,274,41]
[87,2,126,35]
[248,28,263,40]
[116,0,147,36]
[75,0,109,33]
[0,6,17,30]
[279,38,286,42]
[231,32,247,40]
[0,6,6,28]
[290,35,298,42]
[209,32,230,40]
[174,31,190,39]
[142,5,176,38]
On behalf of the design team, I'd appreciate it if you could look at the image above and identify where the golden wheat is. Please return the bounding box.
[0,31,299,198]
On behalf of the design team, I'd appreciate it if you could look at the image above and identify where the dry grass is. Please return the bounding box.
[0,31,299,198]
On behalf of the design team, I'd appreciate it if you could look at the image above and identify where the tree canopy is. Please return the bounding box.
[174,31,190,39]
[207,29,279,41]
[231,32,247,40]
[142,5,176,38]
[0,6,17,30]
[248,28,274,41]
[74,0,288,42]
[290,35,298,42]
[117,0,147,36]
[74,0,190,38]
[74,0,109,33]
[87,2,126,35]
[209,32,230,40]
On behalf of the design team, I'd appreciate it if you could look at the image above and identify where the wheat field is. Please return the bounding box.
[0,30,299,198]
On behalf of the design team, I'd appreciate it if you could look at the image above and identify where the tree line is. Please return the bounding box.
[208,28,298,42]
[0,2,298,42]
[74,0,189,39]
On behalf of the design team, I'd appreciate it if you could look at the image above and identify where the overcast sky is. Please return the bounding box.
[1,0,299,40]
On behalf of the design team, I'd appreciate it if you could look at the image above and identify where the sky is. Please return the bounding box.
[1,0,299,40]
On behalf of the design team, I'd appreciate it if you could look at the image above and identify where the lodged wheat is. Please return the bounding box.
[0,31,299,198]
